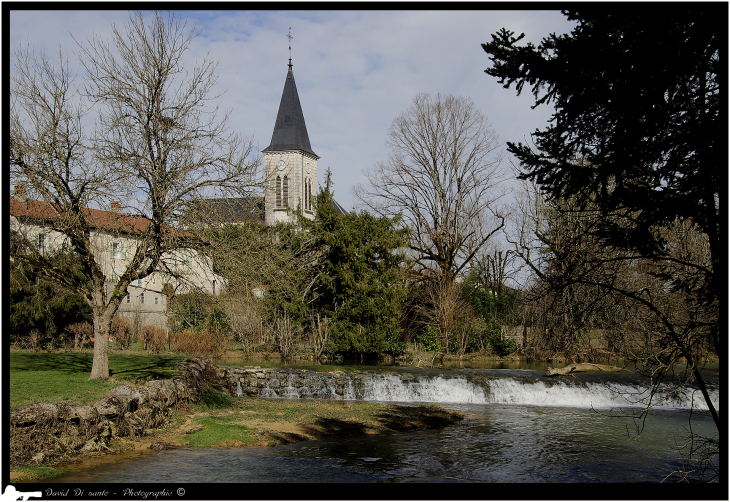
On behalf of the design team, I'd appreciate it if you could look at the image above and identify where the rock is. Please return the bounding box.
[111,385,141,398]
[149,441,178,451]
[144,380,178,406]
[10,402,63,427]
[93,396,126,418]
[69,404,99,423]
[79,438,102,453]
[109,386,141,411]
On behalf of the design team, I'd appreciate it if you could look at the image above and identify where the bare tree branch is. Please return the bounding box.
[354,92,506,284]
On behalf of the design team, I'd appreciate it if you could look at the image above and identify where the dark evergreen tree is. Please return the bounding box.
[299,171,411,354]
[9,252,93,343]
[483,8,722,428]
[483,8,722,304]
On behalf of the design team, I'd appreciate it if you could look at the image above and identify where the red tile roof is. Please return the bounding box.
[10,197,194,238]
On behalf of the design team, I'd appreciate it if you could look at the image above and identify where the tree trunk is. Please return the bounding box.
[88,280,124,380]
[545,363,622,376]
[89,309,112,380]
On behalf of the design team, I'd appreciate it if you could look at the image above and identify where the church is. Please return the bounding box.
[197,56,346,226]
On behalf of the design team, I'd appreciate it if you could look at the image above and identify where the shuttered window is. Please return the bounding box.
[283,176,289,208]
[276,176,282,208]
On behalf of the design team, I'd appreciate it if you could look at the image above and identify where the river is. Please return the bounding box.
[51,363,719,487]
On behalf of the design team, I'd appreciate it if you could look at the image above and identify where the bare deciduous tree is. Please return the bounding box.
[354,92,506,286]
[310,312,330,360]
[9,11,260,379]
[418,278,470,353]
[507,168,719,430]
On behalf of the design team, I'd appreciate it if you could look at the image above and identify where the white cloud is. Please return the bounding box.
[8,8,576,210]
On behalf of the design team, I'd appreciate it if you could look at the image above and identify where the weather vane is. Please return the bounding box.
[287,27,293,68]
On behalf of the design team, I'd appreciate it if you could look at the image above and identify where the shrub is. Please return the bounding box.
[110,317,134,350]
[417,326,442,352]
[143,326,167,354]
[484,320,517,357]
[170,329,226,356]
[67,322,94,350]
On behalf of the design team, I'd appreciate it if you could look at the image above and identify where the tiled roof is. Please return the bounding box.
[9,197,193,237]
[186,197,265,224]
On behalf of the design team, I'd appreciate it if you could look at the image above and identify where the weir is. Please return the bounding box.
[224,366,718,412]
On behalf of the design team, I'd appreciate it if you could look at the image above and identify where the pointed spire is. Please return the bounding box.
[262,31,318,158]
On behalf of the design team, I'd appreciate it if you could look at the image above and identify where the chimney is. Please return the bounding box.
[14,184,26,203]
[111,201,122,213]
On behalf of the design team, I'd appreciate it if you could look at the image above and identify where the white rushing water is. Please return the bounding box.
[269,373,718,411]
[484,377,718,411]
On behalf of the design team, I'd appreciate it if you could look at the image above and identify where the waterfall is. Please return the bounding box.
[484,378,718,411]
[235,368,718,412]
[358,375,489,405]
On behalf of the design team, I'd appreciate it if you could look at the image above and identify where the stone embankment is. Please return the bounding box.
[226,366,442,401]
[227,366,369,399]
[9,359,228,466]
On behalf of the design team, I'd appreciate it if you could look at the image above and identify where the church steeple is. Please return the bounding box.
[261,64,318,158]
[262,38,319,226]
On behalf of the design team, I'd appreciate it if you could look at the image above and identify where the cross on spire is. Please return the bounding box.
[287,27,293,69]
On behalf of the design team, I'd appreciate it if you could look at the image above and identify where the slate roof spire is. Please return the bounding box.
[262,59,318,158]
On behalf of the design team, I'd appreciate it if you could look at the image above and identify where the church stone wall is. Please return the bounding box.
[264,151,318,226]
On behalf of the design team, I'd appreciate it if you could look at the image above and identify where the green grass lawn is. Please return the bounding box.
[9,351,187,411]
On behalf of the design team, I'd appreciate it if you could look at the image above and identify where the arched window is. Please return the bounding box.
[276,176,282,208]
[304,178,309,211]
[283,175,289,208]
[307,179,312,210]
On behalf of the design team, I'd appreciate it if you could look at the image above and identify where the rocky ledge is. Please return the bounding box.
[9,359,228,466]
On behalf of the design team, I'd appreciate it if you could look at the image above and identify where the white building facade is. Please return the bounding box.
[10,191,222,331]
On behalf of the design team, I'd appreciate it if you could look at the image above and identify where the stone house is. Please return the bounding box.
[9,186,222,332]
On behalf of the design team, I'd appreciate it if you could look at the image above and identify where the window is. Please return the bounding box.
[304,180,309,211]
[276,176,282,208]
[126,293,131,304]
[307,179,313,211]
[37,233,47,254]
[283,175,289,208]
[140,292,144,304]
[110,242,125,260]
[212,280,216,295]
[155,296,158,305]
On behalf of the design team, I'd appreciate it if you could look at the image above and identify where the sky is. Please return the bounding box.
[8,8,577,212]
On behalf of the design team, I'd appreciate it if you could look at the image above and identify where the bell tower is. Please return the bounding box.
[262,47,319,225]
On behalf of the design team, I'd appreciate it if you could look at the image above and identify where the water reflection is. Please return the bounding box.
[53,404,716,484]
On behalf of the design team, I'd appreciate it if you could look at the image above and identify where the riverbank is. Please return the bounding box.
[12,396,464,482]
[9,358,464,483]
